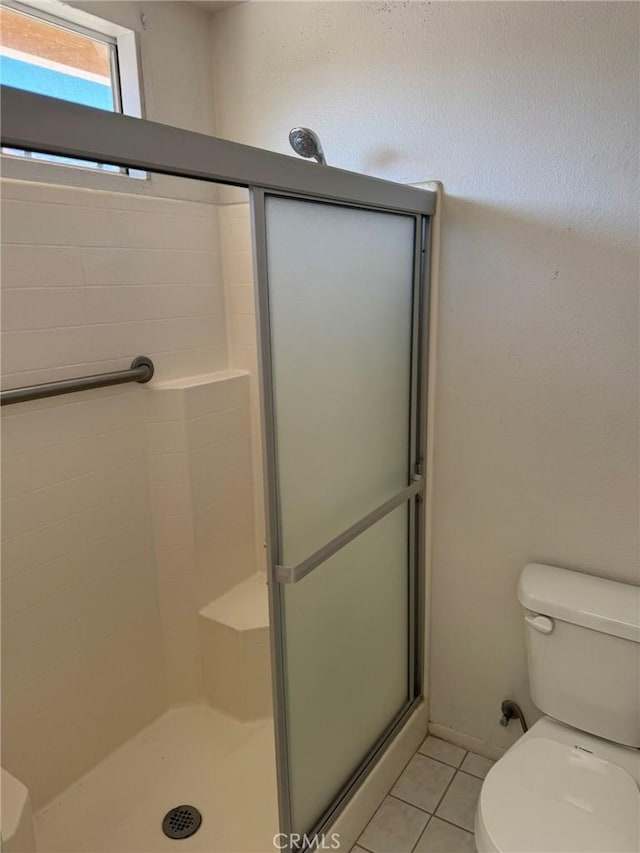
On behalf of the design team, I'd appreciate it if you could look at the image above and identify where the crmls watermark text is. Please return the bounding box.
[273,833,341,850]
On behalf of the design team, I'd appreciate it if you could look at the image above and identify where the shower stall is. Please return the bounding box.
[1,86,436,853]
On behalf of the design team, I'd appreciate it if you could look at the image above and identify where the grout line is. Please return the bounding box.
[1,428,140,470]
[427,812,476,836]
[2,283,222,292]
[355,741,430,850]
[1,451,135,500]
[2,242,221,251]
[352,738,483,850]
[1,494,126,545]
[389,748,479,847]
[416,745,467,770]
[4,314,224,334]
[457,768,485,781]
[388,786,473,837]
[388,792,432,816]
[431,766,465,822]
[430,765,480,834]
[410,813,433,853]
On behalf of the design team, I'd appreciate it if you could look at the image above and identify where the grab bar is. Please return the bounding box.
[0,356,154,406]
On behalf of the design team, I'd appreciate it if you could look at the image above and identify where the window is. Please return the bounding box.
[0,0,142,174]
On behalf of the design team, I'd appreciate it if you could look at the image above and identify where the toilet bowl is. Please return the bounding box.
[475,563,640,853]
[475,717,640,853]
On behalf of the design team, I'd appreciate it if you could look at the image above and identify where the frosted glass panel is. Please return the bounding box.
[265,196,415,567]
[283,505,409,834]
[263,195,417,836]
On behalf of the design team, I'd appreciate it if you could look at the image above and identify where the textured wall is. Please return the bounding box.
[210,1,639,750]
[72,0,216,137]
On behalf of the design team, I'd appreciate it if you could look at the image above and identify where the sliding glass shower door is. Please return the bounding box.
[252,191,427,841]
[2,83,435,853]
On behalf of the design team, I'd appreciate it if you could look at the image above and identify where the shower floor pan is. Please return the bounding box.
[34,705,277,853]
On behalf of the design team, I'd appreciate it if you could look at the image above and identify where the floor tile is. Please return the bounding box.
[415,817,476,853]
[435,771,482,832]
[460,751,494,779]
[391,754,455,814]
[358,796,429,853]
[418,736,466,768]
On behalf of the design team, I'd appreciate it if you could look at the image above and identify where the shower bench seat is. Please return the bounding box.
[198,573,272,721]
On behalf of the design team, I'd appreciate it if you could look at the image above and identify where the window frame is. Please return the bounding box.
[0,0,144,179]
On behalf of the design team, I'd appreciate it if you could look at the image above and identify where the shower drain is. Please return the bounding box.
[162,805,202,839]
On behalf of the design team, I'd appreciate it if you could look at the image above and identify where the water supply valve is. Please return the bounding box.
[499,699,528,732]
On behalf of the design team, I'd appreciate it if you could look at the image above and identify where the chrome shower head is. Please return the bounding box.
[288,127,326,165]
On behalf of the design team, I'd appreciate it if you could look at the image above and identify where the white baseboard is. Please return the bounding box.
[328,702,429,851]
[427,722,506,761]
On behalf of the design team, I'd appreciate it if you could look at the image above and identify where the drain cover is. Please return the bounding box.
[162,805,202,840]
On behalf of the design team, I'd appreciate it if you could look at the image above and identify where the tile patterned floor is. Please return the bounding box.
[354,735,495,853]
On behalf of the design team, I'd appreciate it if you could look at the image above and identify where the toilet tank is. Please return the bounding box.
[518,563,640,747]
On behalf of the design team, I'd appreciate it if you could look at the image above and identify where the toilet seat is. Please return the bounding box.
[475,736,640,853]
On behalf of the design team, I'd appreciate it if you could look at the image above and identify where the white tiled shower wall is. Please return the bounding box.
[0,179,259,807]
[219,199,266,572]
[1,385,164,808]
[145,371,256,706]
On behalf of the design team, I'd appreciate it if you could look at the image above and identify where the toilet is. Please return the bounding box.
[475,563,640,853]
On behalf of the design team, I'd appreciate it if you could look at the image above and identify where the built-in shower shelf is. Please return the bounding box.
[198,573,272,721]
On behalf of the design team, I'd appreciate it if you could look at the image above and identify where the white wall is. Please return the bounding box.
[210,1,639,750]
[72,1,216,137]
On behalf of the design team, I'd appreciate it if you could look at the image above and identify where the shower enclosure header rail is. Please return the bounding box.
[275,476,423,583]
[0,356,154,406]
[0,87,436,215]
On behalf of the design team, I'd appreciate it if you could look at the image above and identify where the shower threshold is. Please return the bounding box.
[34,706,277,853]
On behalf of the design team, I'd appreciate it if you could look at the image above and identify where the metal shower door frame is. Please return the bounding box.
[0,88,436,214]
[251,187,431,847]
[0,86,435,852]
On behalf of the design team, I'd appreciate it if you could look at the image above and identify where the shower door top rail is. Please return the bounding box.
[0,356,154,406]
[0,86,436,215]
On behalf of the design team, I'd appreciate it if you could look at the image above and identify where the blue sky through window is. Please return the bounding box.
[0,55,114,109]
[1,31,121,171]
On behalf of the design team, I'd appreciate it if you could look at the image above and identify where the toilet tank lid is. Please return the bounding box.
[518,564,640,643]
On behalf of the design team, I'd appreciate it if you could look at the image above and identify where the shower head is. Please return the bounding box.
[288,127,326,165]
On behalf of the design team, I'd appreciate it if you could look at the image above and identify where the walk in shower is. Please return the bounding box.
[1,86,436,853]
